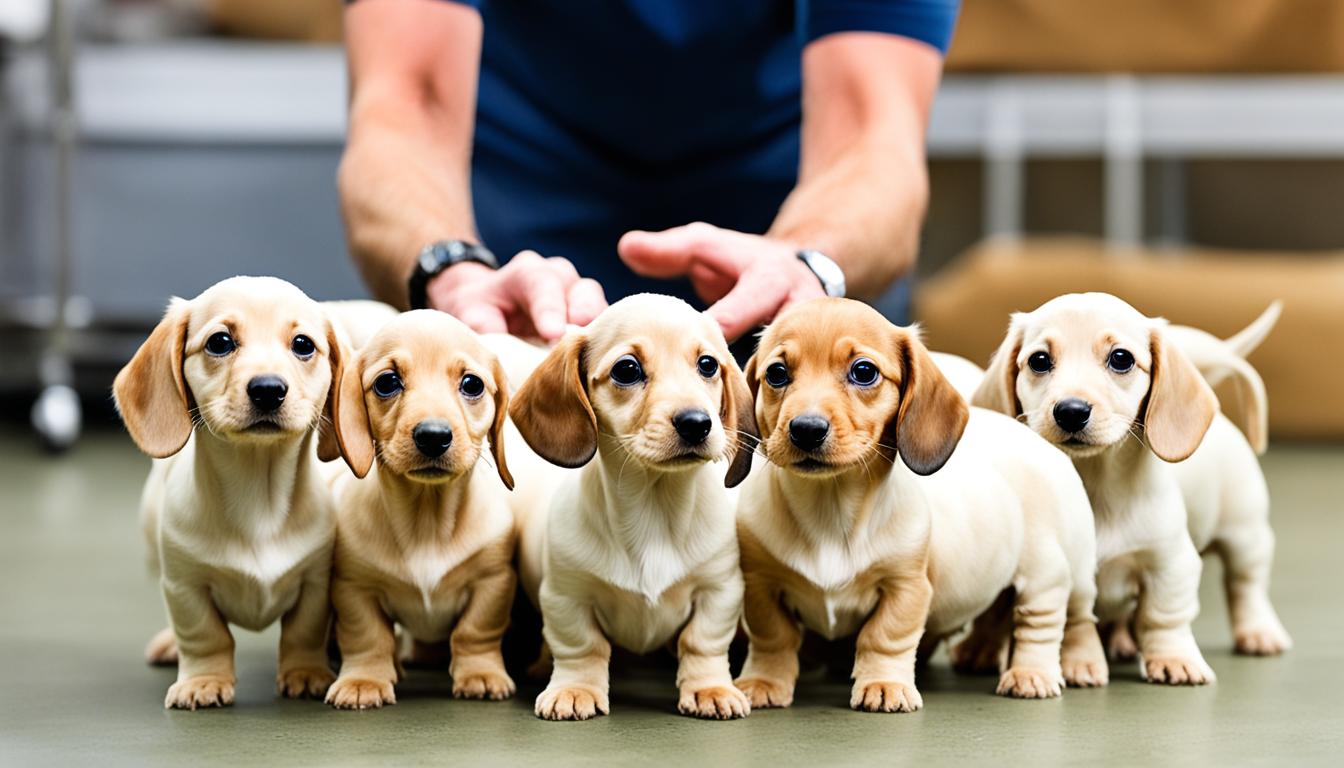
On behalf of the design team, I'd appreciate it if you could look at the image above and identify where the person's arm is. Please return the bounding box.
[341,0,605,337]
[340,0,481,306]
[619,32,945,341]
[773,32,942,297]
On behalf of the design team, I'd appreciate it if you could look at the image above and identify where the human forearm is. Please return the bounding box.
[340,0,482,308]
[769,132,927,300]
[770,32,942,300]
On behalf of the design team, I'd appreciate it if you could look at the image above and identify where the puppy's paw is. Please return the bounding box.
[534,685,608,721]
[1234,624,1292,656]
[996,667,1064,699]
[734,677,794,709]
[145,628,179,666]
[453,670,516,701]
[850,680,922,713]
[1144,655,1215,685]
[1062,656,1109,688]
[164,675,235,710]
[678,685,750,720]
[325,676,396,710]
[950,634,1004,675]
[278,666,336,699]
[1107,626,1139,662]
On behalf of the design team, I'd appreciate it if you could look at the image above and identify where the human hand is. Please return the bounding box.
[427,251,607,341]
[618,223,826,341]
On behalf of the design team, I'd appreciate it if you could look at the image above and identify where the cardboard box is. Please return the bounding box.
[915,237,1344,439]
[947,0,1344,73]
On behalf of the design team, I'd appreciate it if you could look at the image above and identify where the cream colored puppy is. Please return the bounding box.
[114,276,342,709]
[321,311,518,709]
[508,294,758,721]
[735,298,1103,713]
[975,293,1289,679]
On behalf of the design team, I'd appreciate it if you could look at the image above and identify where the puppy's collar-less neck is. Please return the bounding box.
[190,426,314,536]
[769,458,905,544]
[372,460,478,542]
[582,436,729,576]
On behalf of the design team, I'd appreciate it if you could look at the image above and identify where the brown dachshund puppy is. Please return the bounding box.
[322,310,518,709]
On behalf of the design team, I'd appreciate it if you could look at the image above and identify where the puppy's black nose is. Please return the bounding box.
[1053,398,1092,434]
[412,420,453,458]
[788,414,830,452]
[672,409,713,446]
[247,376,287,413]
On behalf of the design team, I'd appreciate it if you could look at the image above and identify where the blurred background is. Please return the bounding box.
[1,0,1341,450]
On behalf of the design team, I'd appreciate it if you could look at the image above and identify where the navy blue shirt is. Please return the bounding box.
[355,1,958,303]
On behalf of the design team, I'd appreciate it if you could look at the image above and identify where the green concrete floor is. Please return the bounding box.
[1,430,1341,766]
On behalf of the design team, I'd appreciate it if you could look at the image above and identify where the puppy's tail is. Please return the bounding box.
[1166,301,1281,455]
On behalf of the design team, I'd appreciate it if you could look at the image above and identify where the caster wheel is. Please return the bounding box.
[31,384,81,452]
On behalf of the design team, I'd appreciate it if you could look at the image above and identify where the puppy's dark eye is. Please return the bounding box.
[291,335,316,360]
[764,362,790,389]
[204,332,236,357]
[460,373,485,399]
[696,355,719,379]
[1108,348,1135,373]
[373,371,403,398]
[610,355,644,387]
[849,358,880,387]
[1027,351,1053,374]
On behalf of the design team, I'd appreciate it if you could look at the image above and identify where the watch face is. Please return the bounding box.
[800,250,845,297]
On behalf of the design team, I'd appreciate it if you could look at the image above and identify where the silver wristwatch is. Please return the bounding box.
[797,249,846,298]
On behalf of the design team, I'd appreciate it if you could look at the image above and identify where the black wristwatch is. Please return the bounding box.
[407,240,499,310]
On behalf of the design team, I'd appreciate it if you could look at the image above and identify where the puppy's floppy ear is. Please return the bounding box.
[509,333,597,468]
[720,355,759,488]
[113,298,194,458]
[332,350,375,478]
[316,320,348,463]
[1143,326,1218,463]
[487,356,515,490]
[972,317,1024,417]
[887,326,969,476]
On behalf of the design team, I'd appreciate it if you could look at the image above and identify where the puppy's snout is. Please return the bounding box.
[411,420,454,458]
[247,375,288,413]
[1053,398,1092,434]
[788,414,830,452]
[672,409,713,446]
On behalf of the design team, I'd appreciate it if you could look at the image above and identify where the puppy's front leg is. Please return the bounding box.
[327,579,398,709]
[535,584,611,721]
[851,571,932,713]
[1137,538,1215,685]
[276,566,336,700]
[449,561,517,701]
[676,568,749,720]
[997,553,1068,699]
[734,565,803,710]
[162,582,236,710]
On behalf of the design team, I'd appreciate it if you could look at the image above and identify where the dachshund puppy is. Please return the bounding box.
[735,298,1103,713]
[114,276,342,709]
[975,293,1289,682]
[509,294,758,721]
[322,310,518,709]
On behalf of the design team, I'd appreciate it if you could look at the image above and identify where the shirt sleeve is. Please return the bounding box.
[799,0,961,53]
